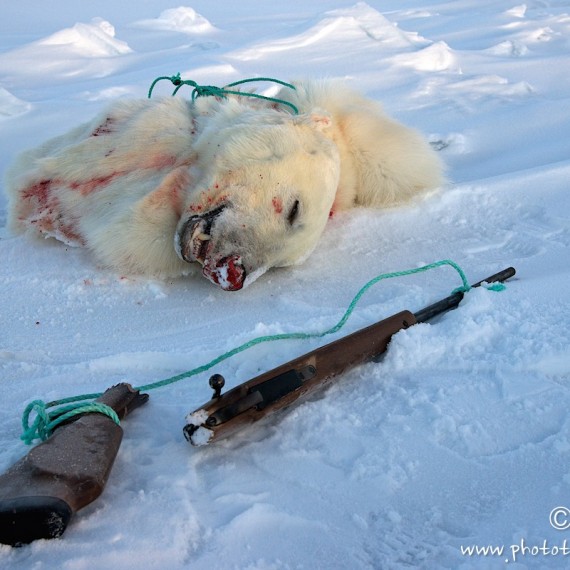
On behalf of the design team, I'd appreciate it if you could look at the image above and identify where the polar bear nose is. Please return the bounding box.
[176,205,226,264]
[202,254,246,291]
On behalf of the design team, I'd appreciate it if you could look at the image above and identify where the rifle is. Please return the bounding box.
[184,266,516,446]
[0,383,148,546]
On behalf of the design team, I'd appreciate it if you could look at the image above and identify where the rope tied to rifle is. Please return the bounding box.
[20,259,505,444]
[147,73,300,115]
[21,400,120,446]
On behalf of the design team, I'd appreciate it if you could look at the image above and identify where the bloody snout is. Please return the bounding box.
[202,254,246,291]
[176,205,247,291]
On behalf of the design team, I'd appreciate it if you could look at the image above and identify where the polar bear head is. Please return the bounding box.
[175,107,339,290]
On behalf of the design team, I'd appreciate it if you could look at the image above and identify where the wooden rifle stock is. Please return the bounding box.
[0,383,148,546]
[184,267,516,446]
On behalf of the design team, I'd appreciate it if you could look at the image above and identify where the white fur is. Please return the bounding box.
[5,80,444,289]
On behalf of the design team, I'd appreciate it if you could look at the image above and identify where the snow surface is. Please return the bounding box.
[1,1,569,568]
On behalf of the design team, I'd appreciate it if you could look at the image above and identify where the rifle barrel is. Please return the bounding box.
[413,266,516,323]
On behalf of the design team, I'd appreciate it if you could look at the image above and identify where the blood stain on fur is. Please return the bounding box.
[21,179,57,228]
[91,117,115,137]
[22,179,52,205]
[272,197,283,214]
[20,178,85,245]
[59,221,85,246]
[146,155,178,170]
[69,173,118,195]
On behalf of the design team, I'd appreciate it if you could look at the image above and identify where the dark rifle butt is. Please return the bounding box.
[185,266,516,446]
[0,383,148,546]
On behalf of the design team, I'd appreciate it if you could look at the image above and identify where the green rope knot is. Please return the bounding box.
[147,74,299,114]
[484,282,506,292]
[451,281,506,294]
[21,399,120,445]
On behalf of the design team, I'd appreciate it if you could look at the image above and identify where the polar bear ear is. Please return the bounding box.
[297,108,333,131]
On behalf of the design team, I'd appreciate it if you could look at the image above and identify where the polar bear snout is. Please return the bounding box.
[175,205,226,264]
[202,254,246,292]
[175,205,248,291]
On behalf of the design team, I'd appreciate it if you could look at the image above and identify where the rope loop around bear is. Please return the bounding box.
[19,259,506,445]
[147,73,300,114]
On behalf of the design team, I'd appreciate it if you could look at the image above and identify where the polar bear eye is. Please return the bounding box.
[287,200,300,226]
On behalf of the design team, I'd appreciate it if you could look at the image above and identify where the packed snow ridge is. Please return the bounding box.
[0,88,31,118]
[133,7,217,35]
[39,18,132,57]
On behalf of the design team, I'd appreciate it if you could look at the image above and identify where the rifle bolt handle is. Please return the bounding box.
[209,374,226,399]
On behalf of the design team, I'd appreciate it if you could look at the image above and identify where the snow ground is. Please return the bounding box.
[1,1,569,568]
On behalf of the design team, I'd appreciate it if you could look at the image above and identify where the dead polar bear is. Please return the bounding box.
[6,79,444,291]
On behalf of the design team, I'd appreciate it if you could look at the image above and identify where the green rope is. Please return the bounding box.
[21,401,119,445]
[147,73,299,114]
[20,259,502,444]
